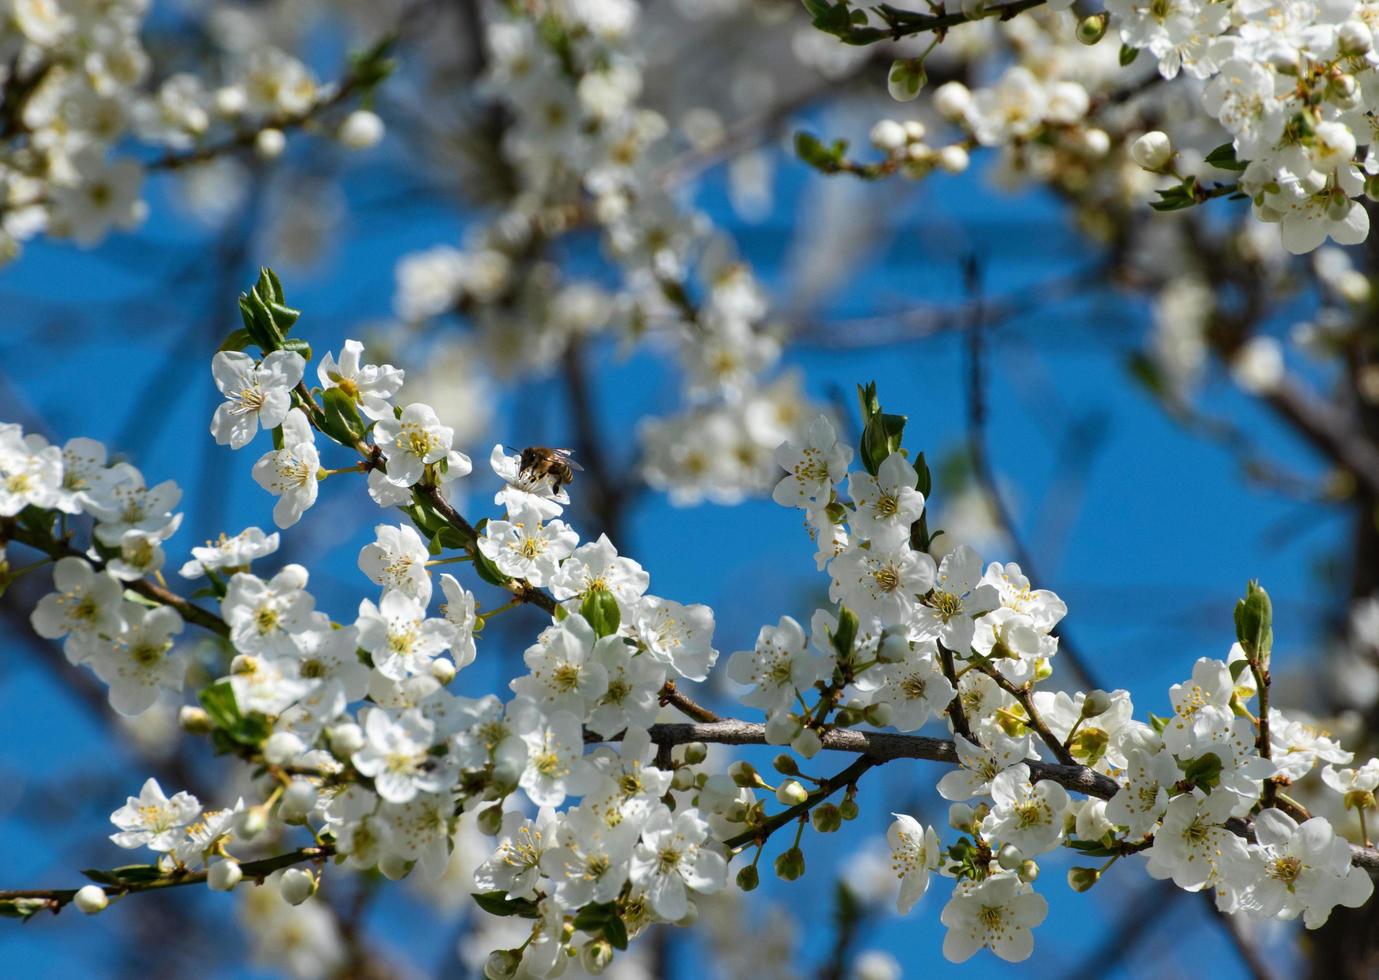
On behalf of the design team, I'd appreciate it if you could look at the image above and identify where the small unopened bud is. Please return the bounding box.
[902,120,927,142]
[934,82,971,121]
[73,885,108,915]
[887,59,927,102]
[338,109,385,150]
[1081,690,1113,718]
[255,128,286,160]
[1340,19,1373,55]
[730,761,762,788]
[949,803,976,832]
[581,938,614,975]
[1130,131,1173,171]
[774,847,806,881]
[1018,859,1039,883]
[263,731,305,766]
[477,804,505,836]
[773,754,800,776]
[1068,866,1101,892]
[429,657,457,686]
[764,713,802,745]
[812,803,842,833]
[776,780,809,806]
[736,864,760,891]
[280,868,317,906]
[208,859,243,892]
[280,780,319,823]
[864,702,894,727]
[328,722,365,757]
[869,119,908,153]
[671,767,696,791]
[1076,12,1109,44]
[484,949,522,980]
[936,145,969,174]
[878,631,910,663]
[238,805,269,840]
[178,705,213,734]
[839,797,859,821]
[791,728,823,759]
[997,844,1024,870]
[683,742,708,765]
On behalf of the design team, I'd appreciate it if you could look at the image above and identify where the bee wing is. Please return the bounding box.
[551,449,584,471]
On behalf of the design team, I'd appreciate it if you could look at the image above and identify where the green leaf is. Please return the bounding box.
[83,864,164,884]
[581,591,621,638]
[794,131,849,174]
[473,547,510,588]
[281,337,313,361]
[1148,712,1170,734]
[1234,580,1272,668]
[219,329,254,352]
[321,388,366,445]
[572,902,618,931]
[603,915,629,950]
[1204,142,1248,172]
[1180,751,1223,787]
[1149,180,1199,212]
[1119,44,1139,65]
[830,605,859,661]
[199,679,241,732]
[471,891,540,918]
[860,412,907,475]
[0,897,50,919]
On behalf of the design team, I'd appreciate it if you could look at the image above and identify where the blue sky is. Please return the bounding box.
[0,109,1338,978]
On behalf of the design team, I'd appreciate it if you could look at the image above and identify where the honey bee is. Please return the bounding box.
[518,446,583,491]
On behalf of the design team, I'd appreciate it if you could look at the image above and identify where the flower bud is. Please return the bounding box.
[581,939,614,975]
[839,796,859,821]
[484,950,522,980]
[683,741,708,765]
[730,761,762,788]
[477,804,505,836]
[936,145,970,174]
[1130,131,1172,171]
[902,120,927,143]
[812,803,842,833]
[949,802,976,831]
[736,864,760,891]
[764,713,802,745]
[280,780,319,823]
[776,780,809,806]
[238,804,269,840]
[264,731,305,766]
[791,728,823,759]
[774,847,806,881]
[672,767,696,791]
[877,631,910,663]
[934,82,971,121]
[73,885,108,915]
[1068,866,1101,892]
[339,110,385,150]
[1018,859,1039,883]
[178,705,213,734]
[280,868,317,906]
[997,844,1023,870]
[887,59,927,102]
[328,722,365,757]
[1340,19,1372,55]
[213,85,247,116]
[1076,12,1109,43]
[1078,128,1111,159]
[870,119,908,153]
[429,657,457,686]
[208,859,243,892]
[255,128,286,160]
[1081,689,1112,718]
[773,753,800,775]
[864,702,894,728]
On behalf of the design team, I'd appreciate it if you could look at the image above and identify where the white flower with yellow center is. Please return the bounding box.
[511,614,611,717]
[209,349,305,450]
[31,556,127,663]
[179,526,280,579]
[474,807,560,900]
[478,504,577,586]
[848,451,925,547]
[940,873,1047,963]
[89,603,185,716]
[222,564,315,658]
[511,700,595,808]
[828,542,935,627]
[374,402,454,488]
[888,813,941,914]
[358,522,433,605]
[980,764,1071,856]
[771,414,851,509]
[356,589,455,681]
[317,339,404,421]
[250,408,320,528]
[1164,656,1235,755]
[0,426,64,516]
[913,545,998,653]
[350,708,445,804]
[633,595,718,682]
[629,806,727,920]
[109,777,202,853]
[726,614,824,715]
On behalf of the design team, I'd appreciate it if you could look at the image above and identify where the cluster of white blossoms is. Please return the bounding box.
[0,0,385,265]
[6,290,1379,972]
[819,0,1379,254]
[387,0,821,506]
